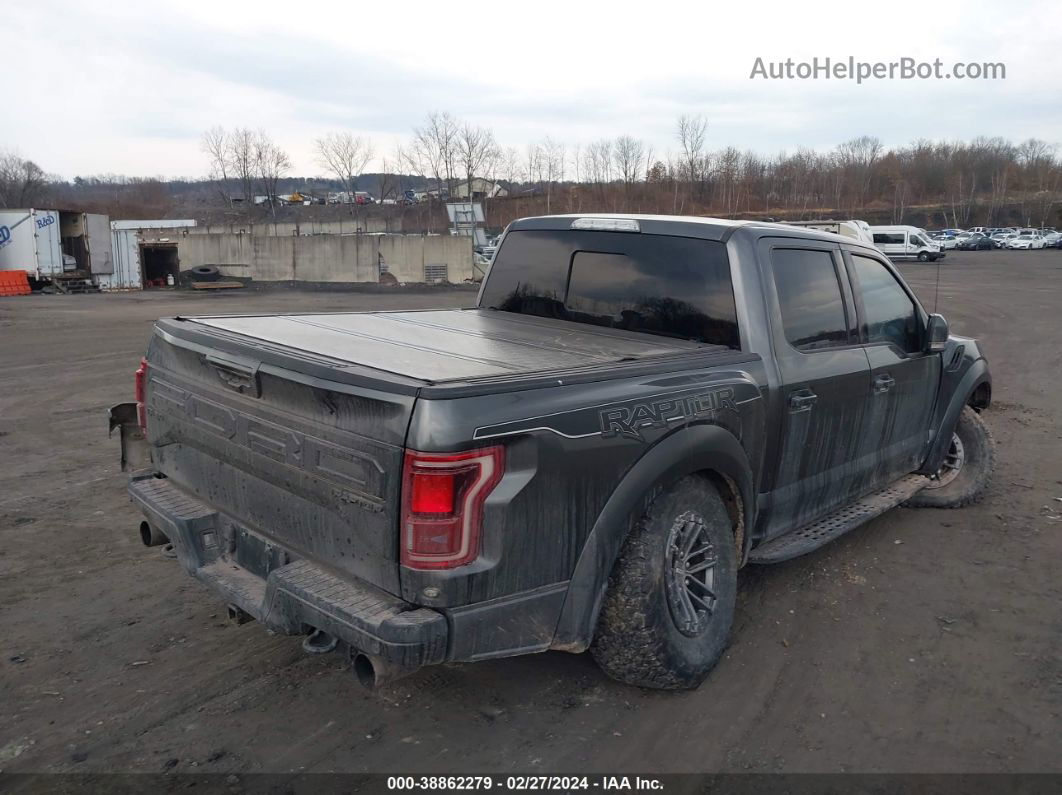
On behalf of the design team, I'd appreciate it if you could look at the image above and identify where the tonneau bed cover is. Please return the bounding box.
[169,308,745,393]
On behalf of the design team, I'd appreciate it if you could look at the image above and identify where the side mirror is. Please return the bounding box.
[925,313,949,353]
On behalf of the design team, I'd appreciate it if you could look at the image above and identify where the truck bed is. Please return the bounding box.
[175,308,737,391]
[142,306,754,600]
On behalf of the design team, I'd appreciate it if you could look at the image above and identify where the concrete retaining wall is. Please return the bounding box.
[177,233,475,283]
[185,217,400,236]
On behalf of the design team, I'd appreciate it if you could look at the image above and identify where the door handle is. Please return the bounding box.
[873,374,896,394]
[788,390,818,412]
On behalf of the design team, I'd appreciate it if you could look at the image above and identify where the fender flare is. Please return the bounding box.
[919,357,991,475]
[550,423,754,653]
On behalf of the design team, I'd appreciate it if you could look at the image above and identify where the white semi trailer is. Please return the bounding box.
[0,209,112,286]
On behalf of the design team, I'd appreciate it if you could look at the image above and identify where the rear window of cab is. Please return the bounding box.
[480,230,740,349]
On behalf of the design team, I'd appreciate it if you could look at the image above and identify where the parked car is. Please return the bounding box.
[930,233,958,250]
[1006,234,1045,250]
[991,232,1016,248]
[1040,232,1061,247]
[110,215,994,690]
[958,235,994,251]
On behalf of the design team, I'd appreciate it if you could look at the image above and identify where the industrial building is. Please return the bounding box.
[3,211,476,291]
[105,219,197,290]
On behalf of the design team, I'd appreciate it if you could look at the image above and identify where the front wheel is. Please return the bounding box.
[907,406,994,508]
[917,252,929,262]
[591,476,738,690]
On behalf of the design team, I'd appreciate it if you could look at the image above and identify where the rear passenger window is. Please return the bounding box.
[849,254,921,353]
[770,249,849,351]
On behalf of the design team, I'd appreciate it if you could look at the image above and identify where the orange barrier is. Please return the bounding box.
[0,270,32,297]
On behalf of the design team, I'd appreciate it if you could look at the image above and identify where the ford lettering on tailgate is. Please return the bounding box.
[149,375,386,510]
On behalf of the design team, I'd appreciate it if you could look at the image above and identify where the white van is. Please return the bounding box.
[870,226,944,261]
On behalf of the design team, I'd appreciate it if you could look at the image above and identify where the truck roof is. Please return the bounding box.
[508,213,880,251]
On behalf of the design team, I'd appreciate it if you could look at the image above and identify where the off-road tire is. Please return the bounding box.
[907,406,994,508]
[190,265,221,282]
[590,476,737,690]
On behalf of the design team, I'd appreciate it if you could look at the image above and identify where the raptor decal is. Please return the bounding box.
[599,387,736,441]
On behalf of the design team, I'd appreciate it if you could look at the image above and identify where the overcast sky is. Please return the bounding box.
[6,0,1061,179]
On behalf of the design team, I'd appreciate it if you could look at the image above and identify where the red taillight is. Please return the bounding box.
[411,472,456,514]
[400,446,504,570]
[134,357,148,429]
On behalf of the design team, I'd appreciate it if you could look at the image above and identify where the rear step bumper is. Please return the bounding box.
[128,474,448,669]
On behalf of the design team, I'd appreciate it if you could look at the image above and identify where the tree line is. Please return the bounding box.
[197,114,1062,228]
[3,114,1061,228]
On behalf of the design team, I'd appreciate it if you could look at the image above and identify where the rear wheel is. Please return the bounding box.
[591,476,737,690]
[907,406,994,508]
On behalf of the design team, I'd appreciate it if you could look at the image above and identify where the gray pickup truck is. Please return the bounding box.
[110,214,993,690]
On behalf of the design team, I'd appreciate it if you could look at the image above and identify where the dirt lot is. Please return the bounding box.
[1,251,1060,775]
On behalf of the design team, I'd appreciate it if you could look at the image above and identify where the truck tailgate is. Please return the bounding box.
[144,325,413,594]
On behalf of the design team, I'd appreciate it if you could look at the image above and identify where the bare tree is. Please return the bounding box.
[540,137,565,213]
[254,132,292,216]
[1016,138,1057,224]
[315,131,374,206]
[835,135,884,210]
[200,127,233,206]
[411,112,459,198]
[676,114,708,198]
[526,142,542,188]
[500,146,522,189]
[395,142,434,232]
[584,139,613,207]
[0,151,48,209]
[613,135,645,186]
[228,128,258,204]
[715,146,741,215]
[456,123,498,200]
[375,145,404,204]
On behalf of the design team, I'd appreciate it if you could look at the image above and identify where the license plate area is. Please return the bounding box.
[222,519,294,579]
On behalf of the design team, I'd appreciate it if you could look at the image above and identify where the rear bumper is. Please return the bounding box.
[128,474,448,669]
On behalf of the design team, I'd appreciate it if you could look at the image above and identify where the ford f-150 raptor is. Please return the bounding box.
[109,214,993,690]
